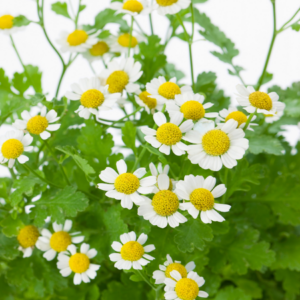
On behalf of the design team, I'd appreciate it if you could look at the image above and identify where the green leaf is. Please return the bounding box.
[25,65,42,93]
[248,135,284,155]
[232,278,263,299]
[12,72,30,95]
[212,286,251,300]
[97,30,111,39]
[275,269,300,299]
[0,233,19,260]
[51,2,71,19]
[79,4,86,12]
[129,274,144,282]
[0,216,24,237]
[142,144,168,165]
[13,15,31,27]
[122,121,137,154]
[291,23,300,31]
[285,99,300,117]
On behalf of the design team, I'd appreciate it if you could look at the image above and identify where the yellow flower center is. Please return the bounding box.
[114,173,140,194]
[249,91,272,110]
[89,41,109,56]
[158,82,181,100]
[67,30,88,46]
[123,0,144,13]
[69,253,90,273]
[156,123,182,146]
[0,15,14,29]
[80,89,105,108]
[121,241,144,261]
[1,139,24,159]
[156,0,178,6]
[175,278,199,300]
[202,129,230,156]
[106,70,129,93]
[17,225,39,248]
[152,190,179,216]
[190,188,214,211]
[264,113,274,117]
[117,33,138,48]
[180,100,205,121]
[139,91,157,109]
[50,231,72,252]
[225,111,247,127]
[27,116,49,135]
[165,263,187,279]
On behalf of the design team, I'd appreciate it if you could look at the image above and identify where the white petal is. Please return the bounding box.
[154,112,167,126]
[214,203,231,212]
[74,273,82,285]
[211,184,227,198]
[117,159,127,174]
[111,241,122,251]
[157,173,169,190]
[43,249,57,261]
[63,220,72,232]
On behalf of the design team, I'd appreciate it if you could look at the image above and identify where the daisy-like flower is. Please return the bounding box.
[264,110,284,123]
[167,92,218,122]
[65,77,119,119]
[135,90,164,114]
[149,162,176,191]
[82,39,112,63]
[146,76,192,103]
[0,131,33,168]
[57,243,100,285]
[111,0,153,16]
[185,119,249,171]
[97,159,156,209]
[216,106,257,131]
[164,270,208,300]
[57,29,98,53]
[13,106,61,140]
[100,57,142,94]
[17,225,39,258]
[153,254,195,285]
[36,220,84,261]
[236,84,285,115]
[138,174,187,228]
[141,112,193,156]
[175,175,230,224]
[110,32,146,55]
[0,14,24,35]
[109,231,155,270]
[154,0,191,15]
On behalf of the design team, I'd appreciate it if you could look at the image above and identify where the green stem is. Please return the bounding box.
[277,7,300,32]
[243,109,257,131]
[74,0,82,29]
[9,168,16,180]
[221,168,228,203]
[55,65,67,98]
[128,16,134,57]
[136,270,157,290]
[111,107,142,126]
[134,19,147,37]
[190,1,195,39]
[230,63,246,85]
[101,56,107,68]
[89,62,96,75]
[149,14,154,35]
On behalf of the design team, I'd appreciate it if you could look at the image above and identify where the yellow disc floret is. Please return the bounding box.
[69,253,90,273]
[225,111,247,127]
[165,263,187,279]
[180,101,205,121]
[1,139,24,159]
[139,91,157,109]
[106,70,129,93]
[123,0,144,13]
[156,0,178,6]
[50,231,72,252]
[249,91,272,111]
[67,30,88,46]
[202,129,230,156]
[0,15,14,29]
[80,89,105,108]
[156,123,182,146]
[118,33,138,48]
[175,278,199,300]
[121,241,144,261]
[17,225,39,248]
[190,188,214,211]
[158,82,181,100]
[152,190,179,216]
[27,116,48,135]
[89,41,109,56]
[114,173,140,194]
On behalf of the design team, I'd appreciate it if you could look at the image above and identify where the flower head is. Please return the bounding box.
[0,14,24,35]
[82,39,112,62]
[110,32,145,54]
[17,225,39,258]
[264,110,284,123]
[154,0,191,15]
[149,162,176,191]
[135,90,164,114]
[111,0,153,16]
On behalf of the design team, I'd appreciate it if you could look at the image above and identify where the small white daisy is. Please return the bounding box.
[0,14,24,35]
[97,159,156,209]
[0,131,33,168]
[36,220,84,261]
[111,0,153,16]
[264,110,284,123]
[65,77,119,119]
[149,162,176,191]
[141,112,193,156]
[82,39,112,63]
[109,231,155,270]
[17,225,39,258]
[13,106,61,140]
[154,0,191,15]
[110,32,146,55]
[135,90,164,114]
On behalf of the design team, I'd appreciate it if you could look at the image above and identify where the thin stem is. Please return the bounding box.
[9,168,16,180]
[134,19,147,37]
[89,62,96,75]
[190,1,195,40]
[243,109,257,131]
[136,270,157,290]
[149,14,154,35]
[55,65,67,98]
[277,7,300,33]
[128,16,134,57]
[221,168,228,203]
[75,0,82,29]
[111,107,142,126]
[230,63,246,85]
[101,56,107,68]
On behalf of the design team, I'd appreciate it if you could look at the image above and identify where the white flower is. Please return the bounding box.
[0,14,25,35]
[109,231,155,270]
[154,0,191,15]
[17,225,39,258]
[236,84,285,115]
[146,76,192,103]
[111,0,153,16]
[135,90,164,114]
[13,106,61,140]
[141,112,193,156]
[185,119,249,171]
[175,175,231,224]
[137,174,187,228]
[97,159,156,209]
[264,110,284,123]
[82,39,113,62]
[149,162,176,190]
[65,77,119,119]
[164,270,208,300]
[36,220,84,261]
[110,32,146,55]
[0,131,33,168]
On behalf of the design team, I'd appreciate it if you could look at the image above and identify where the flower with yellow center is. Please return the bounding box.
[57,243,100,285]
[155,0,191,15]
[138,174,187,228]
[264,110,284,123]
[0,14,24,35]
[141,112,193,156]
[0,130,33,168]
[153,254,196,285]
[185,119,249,171]
[82,39,112,62]
[111,0,153,16]
[13,106,61,140]
[109,231,155,270]
[36,220,84,261]
[175,175,230,223]
[65,77,120,119]
[164,270,208,300]
[135,90,164,114]
[110,32,146,54]
[17,225,39,258]
[97,159,156,210]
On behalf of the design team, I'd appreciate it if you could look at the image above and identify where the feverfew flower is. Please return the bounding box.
[154,0,191,16]
[110,32,145,54]
[149,162,176,191]
[264,110,284,123]
[0,14,23,35]
[17,225,39,258]
[82,39,112,62]
[111,0,153,16]
[135,90,164,114]
[109,231,155,270]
